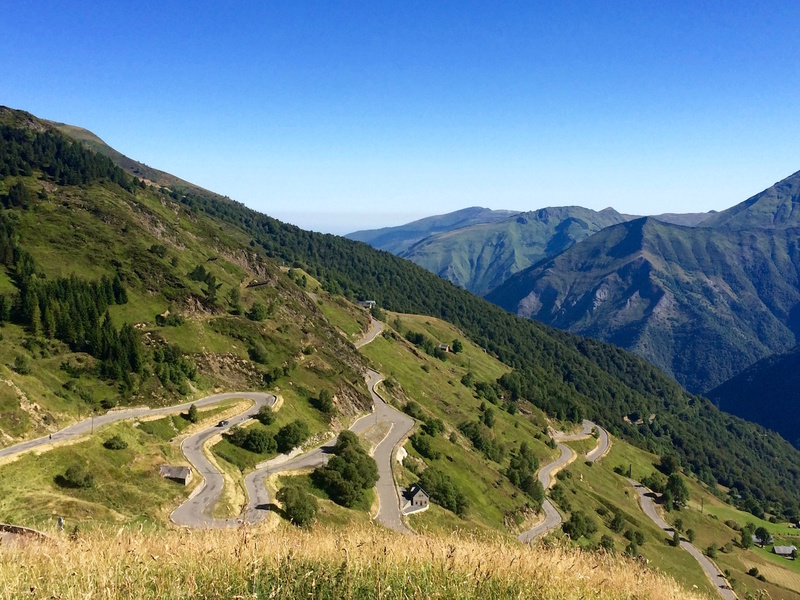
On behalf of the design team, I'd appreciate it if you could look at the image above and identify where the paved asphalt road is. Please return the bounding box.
[518,420,609,543]
[630,480,736,600]
[354,317,383,349]
[170,393,276,528]
[242,320,414,533]
[0,392,278,461]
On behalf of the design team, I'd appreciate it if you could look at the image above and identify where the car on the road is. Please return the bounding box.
[217,420,229,427]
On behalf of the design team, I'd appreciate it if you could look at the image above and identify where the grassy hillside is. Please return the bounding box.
[360,312,557,534]
[0,400,245,528]
[0,109,371,453]
[553,430,800,599]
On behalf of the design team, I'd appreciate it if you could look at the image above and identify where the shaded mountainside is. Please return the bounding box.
[400,206,632,296]
[487,216,800,393]
[345,207,518,255]
[14,105,800,520]
[708,345,800,448]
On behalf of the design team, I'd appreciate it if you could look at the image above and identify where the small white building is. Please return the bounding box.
[402,483,430,515]
[357,300,376,309]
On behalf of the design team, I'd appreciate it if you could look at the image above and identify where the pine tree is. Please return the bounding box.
[112,274,127,304]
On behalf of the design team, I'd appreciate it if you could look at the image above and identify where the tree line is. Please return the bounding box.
[0,124,134,190]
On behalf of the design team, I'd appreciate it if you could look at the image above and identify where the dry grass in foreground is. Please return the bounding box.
[0,523,709,599]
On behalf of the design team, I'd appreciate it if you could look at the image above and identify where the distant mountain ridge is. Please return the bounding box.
[398,206,633,295]
[349,206,714,295]
[702,169,800,230]
[346,207,519,255]
[487,170,800,394]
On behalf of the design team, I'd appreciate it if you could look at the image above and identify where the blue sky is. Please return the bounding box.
[4,2,800,233]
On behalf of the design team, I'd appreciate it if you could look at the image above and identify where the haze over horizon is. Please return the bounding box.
[4,2,800,234]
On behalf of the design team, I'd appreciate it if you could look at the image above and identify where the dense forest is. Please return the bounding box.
[2,115,800,518]
[0,123,134,190]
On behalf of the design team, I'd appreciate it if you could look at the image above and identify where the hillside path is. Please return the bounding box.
[629,480,736,600]
[0,392,275,461]
[518,420,609,543]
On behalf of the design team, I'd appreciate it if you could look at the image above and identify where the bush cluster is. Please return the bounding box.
[312,431,378,507]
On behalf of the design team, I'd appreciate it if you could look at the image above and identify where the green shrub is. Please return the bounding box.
[248,343,269,364]
[313,431,378,508]
[256,405,276,426]
[410,433,440,460]
[13,355,31,375]
[418,467,468,517]
[103,435,128,450]
[277,484,317,526]
[243,429,276,454]
[562,510,598,540]
[311,389,334,415]
[247,302,269,321]
[58,464,94,489]
[276,420,310,453]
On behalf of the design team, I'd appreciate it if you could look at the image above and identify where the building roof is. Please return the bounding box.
[160,465,191,479]
[773,545,796,555]
[406,483,429,499]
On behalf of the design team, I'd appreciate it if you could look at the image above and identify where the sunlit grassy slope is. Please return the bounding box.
[358,311,558,534]
[584,437,800,599]
[0,400,244,529]
[0,524,706,600]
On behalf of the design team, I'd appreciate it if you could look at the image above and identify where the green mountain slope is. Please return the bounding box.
[0,108,371,453]
[487,216,800,393]
[707,345,800,448]
[345,207,518,255]
[399,206,632,295]
[703,169,800,230]
[12,105,800,523]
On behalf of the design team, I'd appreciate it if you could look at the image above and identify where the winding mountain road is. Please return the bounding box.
[172,317,414,532]
[518,419,610,543]
[630,480,736,600]
[170,393,276,527]
[0,392,277,461]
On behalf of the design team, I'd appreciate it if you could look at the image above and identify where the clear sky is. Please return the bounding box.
[4,2,800,234]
